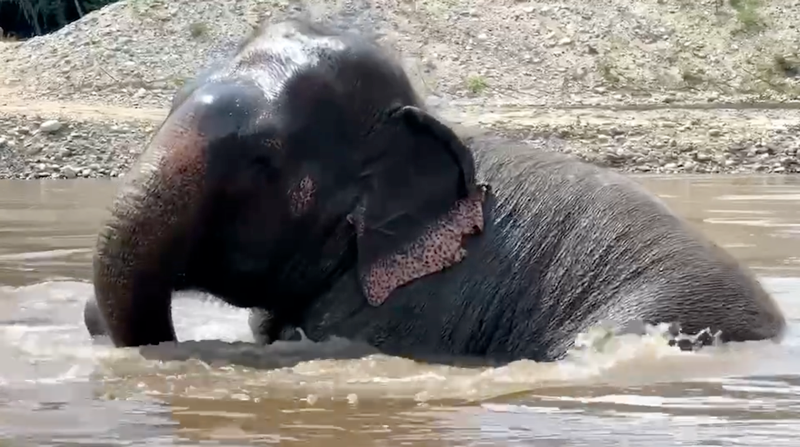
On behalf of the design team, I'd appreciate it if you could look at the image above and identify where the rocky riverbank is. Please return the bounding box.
[1,0,800,179]
[2,101,799,180]
[0,112,153,180]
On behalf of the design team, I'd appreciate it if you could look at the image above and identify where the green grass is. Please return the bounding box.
[729,0,765,34]
[466,75,488,95]
[188,21,209,39]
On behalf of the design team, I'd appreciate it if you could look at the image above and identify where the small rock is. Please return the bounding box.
[695,153,711,162]
[39,120,63,133]
[60,165,79,179]
[557,37,573,46]
[708,129,721,137]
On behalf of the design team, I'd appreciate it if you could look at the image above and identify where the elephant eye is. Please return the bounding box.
[252,154,273,167]
[250,150,280,180]
[242,136,282,180]
[252,153,279,176]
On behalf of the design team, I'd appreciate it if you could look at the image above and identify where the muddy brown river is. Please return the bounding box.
[0,176,799,446]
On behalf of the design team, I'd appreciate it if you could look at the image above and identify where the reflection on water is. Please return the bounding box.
[641,175,800,278]
[0,180,113,286]
[0,176,799,446]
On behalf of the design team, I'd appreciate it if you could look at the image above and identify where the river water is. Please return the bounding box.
[0,176,799,446]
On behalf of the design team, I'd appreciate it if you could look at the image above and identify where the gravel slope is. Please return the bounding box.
[1,0,799,179]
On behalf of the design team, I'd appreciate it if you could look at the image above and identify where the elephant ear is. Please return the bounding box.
[349,105,489,306]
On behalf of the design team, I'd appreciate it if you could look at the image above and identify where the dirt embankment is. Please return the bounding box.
[1,0,799,179]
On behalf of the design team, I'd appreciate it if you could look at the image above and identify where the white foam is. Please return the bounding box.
[0,279,797,404]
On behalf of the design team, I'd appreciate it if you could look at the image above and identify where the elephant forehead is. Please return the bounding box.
[231,35,348,101]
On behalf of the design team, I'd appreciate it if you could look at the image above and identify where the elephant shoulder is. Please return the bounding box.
[472,142,663,213]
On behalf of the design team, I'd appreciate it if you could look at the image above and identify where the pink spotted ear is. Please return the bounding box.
[350,188,486,306]
[350,105,489,306]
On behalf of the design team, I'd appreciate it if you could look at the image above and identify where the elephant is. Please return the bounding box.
[86,18,435,348]
[86,19,786,364]
[255,131,786,363]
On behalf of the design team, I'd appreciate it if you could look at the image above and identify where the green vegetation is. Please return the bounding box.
[0,0,117,37]
[466,75,488,95]
[729,0,765,34]
[596,58,622,87]
[188,21,209,39]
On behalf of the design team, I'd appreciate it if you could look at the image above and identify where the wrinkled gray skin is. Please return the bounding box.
[84,20,786,365]
[246,135,787,364]
[85,123,787,364]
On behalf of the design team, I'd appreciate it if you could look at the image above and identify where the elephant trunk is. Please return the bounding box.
[93,105,207,347]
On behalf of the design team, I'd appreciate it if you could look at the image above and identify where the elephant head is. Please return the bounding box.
[91,20,488,348]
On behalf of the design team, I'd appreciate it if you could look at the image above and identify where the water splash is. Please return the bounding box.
[0,280,793,406]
